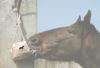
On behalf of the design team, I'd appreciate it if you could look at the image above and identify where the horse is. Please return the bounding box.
[27,10,100,68]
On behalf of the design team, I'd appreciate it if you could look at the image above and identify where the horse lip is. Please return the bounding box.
[39,46,41,52]
[30,46,41,54]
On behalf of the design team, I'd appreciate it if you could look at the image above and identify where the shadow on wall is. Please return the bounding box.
[19,12,37,41]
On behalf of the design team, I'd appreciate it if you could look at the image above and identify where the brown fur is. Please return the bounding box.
[27,10,100,68]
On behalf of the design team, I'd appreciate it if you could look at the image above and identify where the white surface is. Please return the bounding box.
[0,0,37,68]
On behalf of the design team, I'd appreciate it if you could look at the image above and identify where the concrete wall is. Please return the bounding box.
[34,59,82,68]
[0,0,37,68]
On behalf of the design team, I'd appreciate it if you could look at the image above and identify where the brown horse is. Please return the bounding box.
[27,10,100,68]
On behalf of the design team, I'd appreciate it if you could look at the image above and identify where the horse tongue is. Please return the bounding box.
[30,49,36,54]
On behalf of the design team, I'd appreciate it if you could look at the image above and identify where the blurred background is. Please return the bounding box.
[37,0,100,33]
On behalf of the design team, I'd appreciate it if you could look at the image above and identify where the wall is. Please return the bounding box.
[0,0,37,68]
[34,59,82,68]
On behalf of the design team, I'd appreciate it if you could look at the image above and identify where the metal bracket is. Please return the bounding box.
[12,0,22,13]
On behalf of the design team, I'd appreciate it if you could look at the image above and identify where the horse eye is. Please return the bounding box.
[67,30,75,34]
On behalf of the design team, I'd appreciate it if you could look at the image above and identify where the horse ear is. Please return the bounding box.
[84,10,91,23]
[76,15,81,22]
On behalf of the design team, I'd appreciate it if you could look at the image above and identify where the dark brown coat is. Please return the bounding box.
[27,10,100,68]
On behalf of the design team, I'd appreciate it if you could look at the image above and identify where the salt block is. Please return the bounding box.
[10,41,31,60]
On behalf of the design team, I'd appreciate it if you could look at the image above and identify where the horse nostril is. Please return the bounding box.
[29,37,39,45]
[19,45,24,50]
